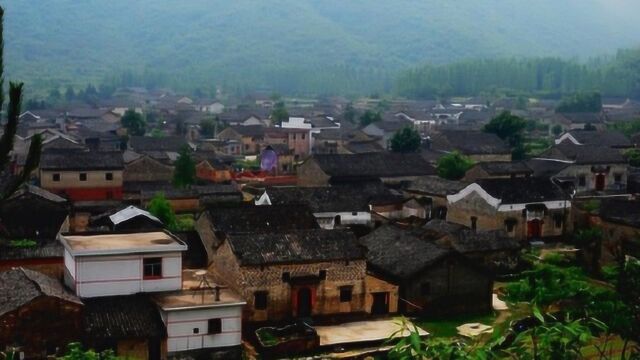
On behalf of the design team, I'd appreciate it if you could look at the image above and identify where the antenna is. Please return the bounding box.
[193,269,222,302]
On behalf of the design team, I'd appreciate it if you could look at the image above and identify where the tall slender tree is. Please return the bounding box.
[0,7,42,200]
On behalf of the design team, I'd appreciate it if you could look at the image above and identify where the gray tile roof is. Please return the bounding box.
[83,295,165,339]
[310,152,436,179]
[227,229,364,266]
[0,268,81,316]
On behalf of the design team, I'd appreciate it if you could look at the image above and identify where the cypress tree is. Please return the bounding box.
[0,6,43,200]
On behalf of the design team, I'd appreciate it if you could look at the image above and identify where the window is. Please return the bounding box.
[293,134,297,140]
[52,173,61,182]
[505,221,516,232]
[79,173,87,181]
[254,291,268,310]
[351,212,358,216]
[421,282,431,296]
[193,328,199,334]
[143,257,162,279]
[301,133,306,139]
[319,270,327,280]
[554,215,563,229]
[578,175,586,187]
[208,319,222,334]
[340,286,353,302]
[470,216,477,231]
[614,173,622,184]
[105,172,113,181]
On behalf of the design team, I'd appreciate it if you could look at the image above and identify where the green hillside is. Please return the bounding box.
[3,0,640,95]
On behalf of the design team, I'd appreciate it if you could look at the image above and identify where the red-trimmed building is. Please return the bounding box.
[39,151,124,201]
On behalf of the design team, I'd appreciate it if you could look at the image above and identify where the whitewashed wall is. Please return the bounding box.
[315,211,371,229]
[164,305,243,352]
[67,251,182,297]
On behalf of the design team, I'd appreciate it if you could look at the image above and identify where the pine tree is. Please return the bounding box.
[172,147,196,188]
[0,7,42,200]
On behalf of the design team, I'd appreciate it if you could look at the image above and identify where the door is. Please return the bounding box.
[297,287,312,317]
[371,292,390,315]
[595,174,605,191]
[527,219,542,239]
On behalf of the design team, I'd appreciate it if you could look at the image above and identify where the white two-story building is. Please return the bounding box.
[60,231,187,298]
[59,231,246,359]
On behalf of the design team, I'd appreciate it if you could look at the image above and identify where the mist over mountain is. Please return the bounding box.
[3,0,640,95]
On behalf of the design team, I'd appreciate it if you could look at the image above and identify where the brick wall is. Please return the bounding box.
[211,240,367,322]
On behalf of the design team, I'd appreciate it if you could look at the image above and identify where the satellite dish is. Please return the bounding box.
[260,147,278,172]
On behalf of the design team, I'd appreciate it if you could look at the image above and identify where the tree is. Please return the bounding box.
[556,91,602,113]
[436,151,474,180]
[64,85,75,102]
[0,7,42,201]
[59,342,121,360]
[625,149,640,167]
[359,110,382,127]
[270,101,289,125]
[390,127,421,153]
[484,111,527,160]
[147,193,177,230]
[120,109,146,136]
[552,124,564,136]
[172,147,196,188]
[343,102,357,123]
[200,118,215,137]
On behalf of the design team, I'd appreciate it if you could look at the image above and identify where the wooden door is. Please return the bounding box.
[595,174,605,191]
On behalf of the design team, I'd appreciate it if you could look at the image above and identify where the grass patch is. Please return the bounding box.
[174,214,195,231]
[9,239,37,248]
[415,312,497,338]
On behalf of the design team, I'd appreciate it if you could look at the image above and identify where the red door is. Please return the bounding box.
[595,174,605,191]
[527,219,542,239]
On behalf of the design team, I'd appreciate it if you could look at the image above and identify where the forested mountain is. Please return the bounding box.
[3,0,640,96]
[396,50,640,99]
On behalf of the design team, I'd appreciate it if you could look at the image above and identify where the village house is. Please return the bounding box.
[210,228,397,322]
[297,152,437,187]
[361,118,414,149]
[128,136,193,165]
[60,231,187,298]
[429,130,512,162]
[0,185,69,277]
[404,176,469,220]
[553,112,607,130]
[216,125,265,155]
[193,152,233,183]
[0,268,83,359]
[153,284,246,355]
[195,203,320,262]
[252,182,402,229]
[583,198,640,263]
[536,143,628,195]
[312,127,381,155]
[423,219,522,272]
[554,129,631,149]
[464,161,533,182]
[446,177,571,241]
[89,205,164,232]
[264,127,312,159]
[40,151,124,201]
[83,294,166,360]
[123,154,174,183]
[360,224,494,316]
